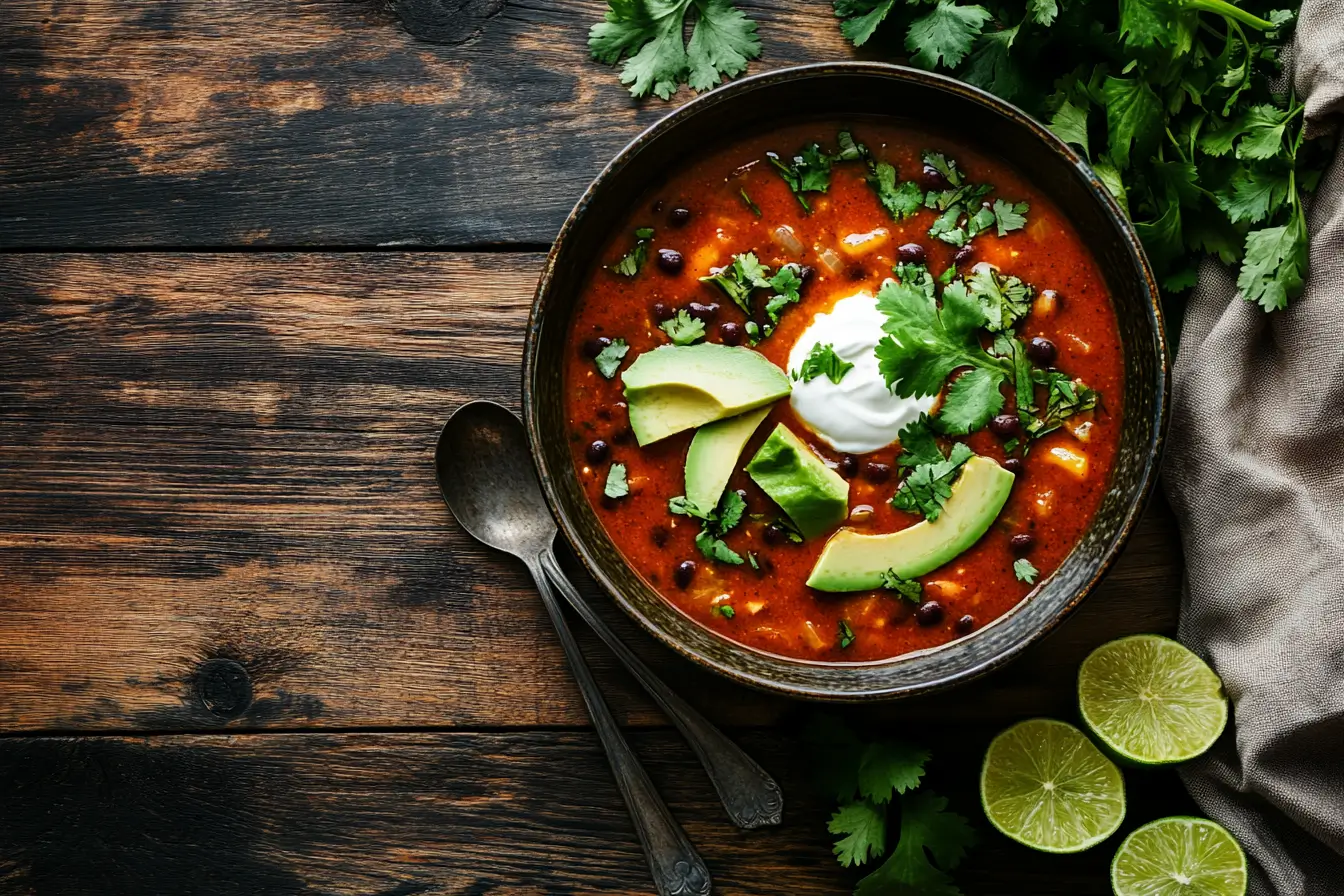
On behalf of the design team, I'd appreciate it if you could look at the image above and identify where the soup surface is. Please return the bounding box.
[563,120,1123,663]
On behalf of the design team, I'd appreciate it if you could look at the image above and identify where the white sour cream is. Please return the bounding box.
[787,290,935,454]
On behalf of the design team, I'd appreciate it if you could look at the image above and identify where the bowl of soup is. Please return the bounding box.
[523,62,1168,699]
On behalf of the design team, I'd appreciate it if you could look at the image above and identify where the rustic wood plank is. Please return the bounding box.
[0,728,1196,895]
[0,0,861,248]
[0,253,1182,732]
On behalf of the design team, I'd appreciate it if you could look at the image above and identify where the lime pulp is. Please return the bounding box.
[1111,816,1248,896]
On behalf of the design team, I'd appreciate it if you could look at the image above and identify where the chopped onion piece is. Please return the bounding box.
[772,225,804,257]
[818,247,845,275]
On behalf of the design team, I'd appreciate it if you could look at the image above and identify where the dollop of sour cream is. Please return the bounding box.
[787,290,935,454]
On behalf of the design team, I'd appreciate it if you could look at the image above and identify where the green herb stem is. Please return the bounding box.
[1187,0,1278,32]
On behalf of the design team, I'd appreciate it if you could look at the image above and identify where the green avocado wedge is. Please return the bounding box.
[745,424,849,540]
[685,406,772,513]
[622,344,791,446]
[807,455,1014,592]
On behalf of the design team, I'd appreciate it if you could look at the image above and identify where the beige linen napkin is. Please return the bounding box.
[1161,1,1344,892]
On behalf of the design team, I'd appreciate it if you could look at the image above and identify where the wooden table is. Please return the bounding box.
[0,2,1193,893]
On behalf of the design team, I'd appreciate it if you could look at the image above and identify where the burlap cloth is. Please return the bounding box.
[1162,0,1344,891]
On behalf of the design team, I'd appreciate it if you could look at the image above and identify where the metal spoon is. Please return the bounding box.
[436,401,783,821]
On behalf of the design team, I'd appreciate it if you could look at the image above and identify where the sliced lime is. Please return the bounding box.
[980,718,1125,853]
[1112,816,1247,896]
[1079,634,1228,766]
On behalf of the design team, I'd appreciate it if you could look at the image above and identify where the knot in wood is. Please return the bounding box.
[195,658,253,718]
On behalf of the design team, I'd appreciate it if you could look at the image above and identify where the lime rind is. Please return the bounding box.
[1111,816,1248,896]
[980,718,1126,854]
[1079,634,1229,767]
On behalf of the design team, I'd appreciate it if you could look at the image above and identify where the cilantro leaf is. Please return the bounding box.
[936,367,1006,435]
[793,343,855,384]
[768,143,832,212]
[658,308,706,345]
[892,442,975,520]
[895,415,945,468]
[594,338,630,379]
[905,1,993,70]
[923,151,965,187]
[674,488,746,564]
[713,603,736,618]
[1199,114,1247,157]
[880,569,924,603]
[1049,97,1091,157]
[700,251,772,315]
[1236,104,1291,160]
[834,0,897,46]
[1021,370,1099,438]
[859,741,930,803]
[1101,76,1163,170]
[869,161,926,221]
[716,488,746,531]
[1091,155,1129,215]
[965,265,1032,332]
[763,263,805,329]
[855,791,977,896]
[960,25,1024,101]
[829,800,887,867]
[992,199,1030,236]
[589,0,760,101]
[874,277,1001,398]
[1027,0,1059,27]
[894,262,938,300]
[696,528,744,564]
[838,620,857,649]
[1216,164,1291,225]
[1013,557,1039,583]
[608,227,655,277]
[1237,213,1307,312]
[604,462,629,498]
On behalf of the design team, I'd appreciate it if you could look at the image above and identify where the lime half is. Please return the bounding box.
[1079,634,1228,766]
[1112,816,1248,896]
[980,718,1126,853]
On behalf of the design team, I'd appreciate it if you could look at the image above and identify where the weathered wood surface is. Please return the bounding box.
[0,252,1183,733]
[0,728,1195,895]
[1,0,863,248]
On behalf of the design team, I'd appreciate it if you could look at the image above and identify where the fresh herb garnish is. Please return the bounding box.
[880,569,924,603]
[838,619,857,649]
[1021,370,1099,438]
[768,142,833,212]
[699,252,805,342]
[793,343,855,385]
[921,151,1019,248]
[895,414,945,468]
[671,489,746,565]
[1014,557,1040,584]
[604,462,629,499]
[837,131,926,220]
[809,716,976,894]
[658,308,706,345]
[739,187,762,216]
[891,442,975,520]
[593,338,630,379]
[714,604,737,619]
[588,0,761,100]
[965,266,1033,333]
[608,227,655,277]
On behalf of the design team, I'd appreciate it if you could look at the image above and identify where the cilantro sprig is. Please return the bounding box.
[608,227,655,277]
[658,309,706,345]
[699,252,805,343]
[793,343,855,385]
[670,489,747,564]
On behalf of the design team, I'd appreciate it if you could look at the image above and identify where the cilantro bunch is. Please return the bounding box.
[809,717,977,895]
[669,489,747,563]
[834,0,1330,311]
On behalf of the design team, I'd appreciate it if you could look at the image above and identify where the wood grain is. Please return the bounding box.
[0,728,1196,895]
[0,253,1182,733]
[0,0,862,248]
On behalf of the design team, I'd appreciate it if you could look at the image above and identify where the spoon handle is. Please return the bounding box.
[524,555,712,896]
[540,548,784,830]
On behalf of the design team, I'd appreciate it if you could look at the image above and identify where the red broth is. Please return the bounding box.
[563,120,1123,663]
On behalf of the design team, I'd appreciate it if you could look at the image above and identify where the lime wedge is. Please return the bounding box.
[1078,634,1228,766]
[980,718,1125,853]
[1111,816,1247,896]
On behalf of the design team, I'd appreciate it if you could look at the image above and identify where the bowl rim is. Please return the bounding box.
[522,60,1170,700]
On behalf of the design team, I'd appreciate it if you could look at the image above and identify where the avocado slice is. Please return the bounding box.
[745,424,849,540]
[622,344,791,446]
[685,406,772,512]
[806,456,1014,592]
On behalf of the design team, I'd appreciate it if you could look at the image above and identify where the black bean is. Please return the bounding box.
[656,248,685,274]
[838,455,859,479]
[1026,336,1058,366]
[763,523,787,545]
[687,302,719,323]
[954,245,975,266]
[847,265,867,281]
[581,336,611,359]
[670,207,691,227]
[864,462,892,483]
[586,440,610,464]
[1003,457,1025,475]
[798,264,815,284]
[915,600,945,627]
[651,525,669,548]
[897,243,927,264]
[673,560,697,588]
[1010,533,1035,554]
[921,164,950,190]
[718,321,743,345]
[651,302,675,322]
[955,614,976,634]
[989,414,1020,438]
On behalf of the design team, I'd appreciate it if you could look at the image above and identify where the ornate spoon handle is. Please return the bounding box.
[525,555,712,896]
[540,547,784,830]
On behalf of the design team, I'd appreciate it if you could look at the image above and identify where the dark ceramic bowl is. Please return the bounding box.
[523,62,1169,700]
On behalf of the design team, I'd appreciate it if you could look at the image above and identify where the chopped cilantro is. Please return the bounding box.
[699,252,805,341]
[696,529,744,564]
[893,262,936,300]
[891,442,975,521]
[895,415,945,469]
[838,619,857,649]
[767,142,833,212]
[603,462,629,499]
[965,266,1033,333]
[658,309,706,345]
[671,489,746,565]
[992,199,1030,236]
[1013,557,1039,584]
[714,604,736,619]
[793,343,855,385]
[1021,370,1099,438]
[747,551,761,571]
[739,187,762,217]
[879,570,923,603]
[588,0,761,100]
[608,227,655,277]
[593,338,630,379]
